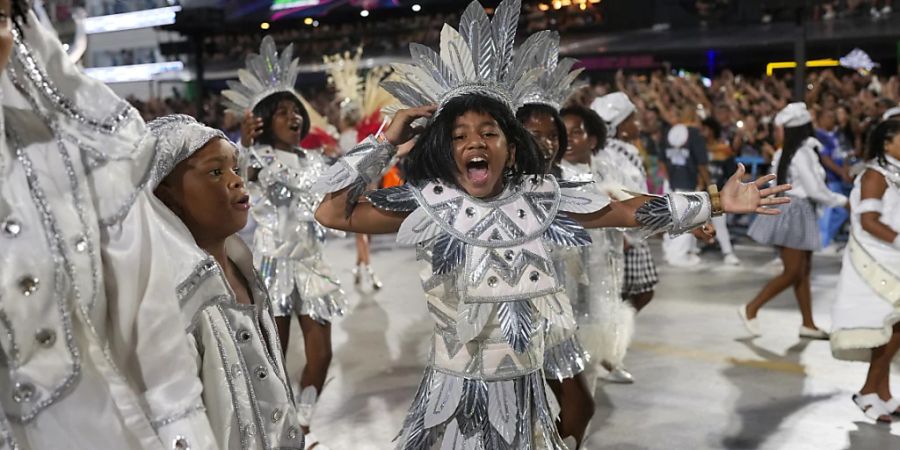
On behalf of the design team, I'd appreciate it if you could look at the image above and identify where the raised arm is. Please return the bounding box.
[313,106,435,234]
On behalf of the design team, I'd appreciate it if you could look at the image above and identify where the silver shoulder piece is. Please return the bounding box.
[311,135,396,215]
[634,192,711,237]
[557,178,606,214]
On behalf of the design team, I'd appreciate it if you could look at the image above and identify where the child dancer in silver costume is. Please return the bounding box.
[150,115,304,449]
[223,36,345,450]
[312,1,790,447]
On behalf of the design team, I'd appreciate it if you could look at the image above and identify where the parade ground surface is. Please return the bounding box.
[283,236,900,450]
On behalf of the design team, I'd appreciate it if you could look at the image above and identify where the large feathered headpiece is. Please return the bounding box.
[516,31,584,111]
[381,0,541,119]
[221,35,303,114]
[323,47,396,122]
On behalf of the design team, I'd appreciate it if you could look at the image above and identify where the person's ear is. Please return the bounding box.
[587,136,597,151]
[506,144,517,169]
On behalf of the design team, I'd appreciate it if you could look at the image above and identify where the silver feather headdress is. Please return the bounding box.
[381,0,541,118]
[221,35,303,114]
[517,31,584,111]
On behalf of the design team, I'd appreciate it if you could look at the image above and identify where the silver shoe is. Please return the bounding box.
[602,366,634,384]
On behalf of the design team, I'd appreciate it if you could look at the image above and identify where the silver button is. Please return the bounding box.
[255,366,268,380]
[487,276,498,287]
[236,329,251,342]
[465,207,475,217]
[243,425,255,437]
[287,426,299,440]
[172,436,190,450]
[529,271,540,282]
[517,209,526,218]
[73,236,88,253]
[272,408,283,422]
[19,276,39,296]
[35,329,56,347]
[12,382,35,403]
[433,185,443,194]
[2,219,21,237]
[504,250,515,261]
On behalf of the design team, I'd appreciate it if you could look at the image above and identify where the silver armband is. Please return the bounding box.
[634,192,712,236]
[311,134,397,215]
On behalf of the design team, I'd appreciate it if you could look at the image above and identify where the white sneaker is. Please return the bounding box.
[765,257,783,269]
[799,326,829,340]
[723,253,741,266]
[668,254,701,267]
[602,366,634,384]
[737,305,761,337]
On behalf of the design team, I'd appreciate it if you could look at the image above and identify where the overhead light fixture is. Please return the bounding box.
[538,3,549,11]
[313,20,320,26]
[412,4,422,12]
[304,17,313,25]
[260,22,270,30]
[360,9,369,17]
[84,61,185,83]
[83,6,180,34]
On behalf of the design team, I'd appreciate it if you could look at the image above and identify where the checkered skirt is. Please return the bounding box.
[747,196,821,252]
[622,241,659,297]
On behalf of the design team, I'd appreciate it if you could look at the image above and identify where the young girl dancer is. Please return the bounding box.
[1,4,217,448]
[150,115,305,448]
[224,36,345,449]
[313,1,789,447]
[830,118,900,423]
[742,102,849,339]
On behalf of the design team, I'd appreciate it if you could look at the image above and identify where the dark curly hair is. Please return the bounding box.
[252,91,311,147]
[402,94,546,188]
[559,104,607,153]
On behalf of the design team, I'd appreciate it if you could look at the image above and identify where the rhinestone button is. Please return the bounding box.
[19,276,39,296]
[73,236,88,253]
[529,271,540,282]
[504,250,515,261]
[288,426,299,440]
[487,276,498,287]
[242,425,255,437]
[272,408,283,423]
[465,207,476,217]
[433,185,443,194]
[517,209,526,218]
[12,382,35,403]
[236,329,251,342]
[2,219,21,237]
[35,329,56,347]
[172,436,190,450]
[255,366,268,380]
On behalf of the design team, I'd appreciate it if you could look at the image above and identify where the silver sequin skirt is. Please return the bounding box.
[258,255,347,323]
[543,334,590,381]
[395,368,568,450]
[747,197,821,252]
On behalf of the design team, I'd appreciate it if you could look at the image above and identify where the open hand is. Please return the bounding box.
[383,105,436,147]
[720,163,792,215]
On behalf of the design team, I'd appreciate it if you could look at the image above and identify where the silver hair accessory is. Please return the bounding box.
[516,31,584,111]
[147,114,231,188]
[381,0,542,118]
[221,35,304,114]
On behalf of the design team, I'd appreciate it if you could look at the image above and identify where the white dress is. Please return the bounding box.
[0,13,215,450]
[830,157,900,361]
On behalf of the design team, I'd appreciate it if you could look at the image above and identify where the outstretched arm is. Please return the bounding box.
[572,164,791,230]
[315,190,408,233]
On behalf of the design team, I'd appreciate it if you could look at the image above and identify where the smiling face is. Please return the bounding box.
[269,99,305,150]
[0,0,13,74]
[562,114,595,165]
[452,110,515,198]
[522,111,559,163]
[155,138,249,243]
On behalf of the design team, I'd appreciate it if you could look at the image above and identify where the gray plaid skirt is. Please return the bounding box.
[747,197,821,252]
[623,241,658,297]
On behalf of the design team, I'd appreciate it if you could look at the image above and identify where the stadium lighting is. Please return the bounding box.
[304,17,313,25]
[83,6,180,34]
[260,22,271,30]
[84,61,185,83]
[412,4,422,12]
[360,9,369,17]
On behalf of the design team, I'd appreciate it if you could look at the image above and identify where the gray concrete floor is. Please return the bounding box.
[284,236,900,450]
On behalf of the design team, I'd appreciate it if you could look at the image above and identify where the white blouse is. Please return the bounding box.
[771,137,847,208]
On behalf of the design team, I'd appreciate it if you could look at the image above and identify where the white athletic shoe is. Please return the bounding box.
[723,253,741,266]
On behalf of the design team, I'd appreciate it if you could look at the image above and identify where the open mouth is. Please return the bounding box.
[288,123,301,133]
[465,156,490,185]
[233,194,251,209]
